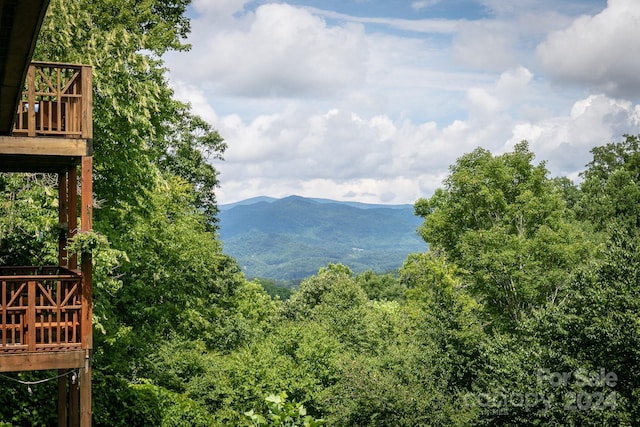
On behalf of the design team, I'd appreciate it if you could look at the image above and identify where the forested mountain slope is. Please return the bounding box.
[218,196,426,281]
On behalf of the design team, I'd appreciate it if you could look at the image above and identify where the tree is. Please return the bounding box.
[355,270,405,301]
[34,0,225,227]
[415,142,595,324]
[576,134,640,232]
[0,174,58,265]
[0,1,238,424]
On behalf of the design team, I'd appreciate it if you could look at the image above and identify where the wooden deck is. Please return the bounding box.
[12,62,92,139]
[0,62,92,173]
[0,0,95,419]
[0,266,89,372]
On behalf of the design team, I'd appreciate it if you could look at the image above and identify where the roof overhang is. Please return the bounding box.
[0,0,51,135]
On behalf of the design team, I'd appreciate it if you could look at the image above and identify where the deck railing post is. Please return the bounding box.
[27,280,36,351]
[81,66,92,140]
[27,65,36,137]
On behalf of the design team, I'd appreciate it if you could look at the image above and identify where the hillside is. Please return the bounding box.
[218,195,426,282]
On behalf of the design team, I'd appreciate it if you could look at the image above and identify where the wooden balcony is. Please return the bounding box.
[0,62,92,173]
[0,266,88,372]
[13,62,92,139]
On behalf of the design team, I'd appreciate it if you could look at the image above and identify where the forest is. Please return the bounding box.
[1,0,639,425]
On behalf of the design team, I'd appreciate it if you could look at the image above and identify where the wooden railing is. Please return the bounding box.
[0,266,82,353]
[12,62,92,139]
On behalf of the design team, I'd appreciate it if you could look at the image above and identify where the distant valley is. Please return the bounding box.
[218,195,426,283]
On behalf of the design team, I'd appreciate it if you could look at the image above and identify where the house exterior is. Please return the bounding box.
[0,1,93,425]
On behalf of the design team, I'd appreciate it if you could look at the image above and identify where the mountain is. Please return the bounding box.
[218,195,426,283]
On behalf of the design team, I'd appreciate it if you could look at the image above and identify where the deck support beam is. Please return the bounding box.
[58,371,67,427]
[79,156,92,427]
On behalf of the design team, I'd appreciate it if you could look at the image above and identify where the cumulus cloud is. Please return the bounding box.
[185,89,640,205]
[537,0,640,97]
[169,3,368,98]
[507,94,640,178]
[465,67,534,119]
[166,1,640,205]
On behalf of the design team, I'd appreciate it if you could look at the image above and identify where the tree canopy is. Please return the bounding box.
[415,141,596,323]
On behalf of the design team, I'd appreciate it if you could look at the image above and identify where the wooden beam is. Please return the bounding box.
[58,173,68,267]
[81,66,92,140]
[0,350,85,372]
[0,136,91,156]
[80,156,92,232]
[68,167,78,270]
[27,280,36,351]
[79,356,91,427]
[80,156,93,427]
[27,65,35,137]
[58,371,68,427]
[70,373,79,427]
[80,156,92,350]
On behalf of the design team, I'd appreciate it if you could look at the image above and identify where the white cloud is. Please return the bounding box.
[496,66,533,102]
[304,8,461,34]
[169,3,368,98]
[465,67,534,119]
[187,90,640,205]
[166,1,640,205]
[537,0,640,97]
[506,94,640,178]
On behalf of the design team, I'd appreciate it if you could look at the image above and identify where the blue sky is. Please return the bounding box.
[165,0,640,205]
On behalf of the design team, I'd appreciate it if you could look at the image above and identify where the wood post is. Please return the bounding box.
[58,173,68,267]
[27,65,35,137]
[80,156,92,427]
[58,371,68,427]
[81,66,92,140]
[27,280,36,351]
[68,168,78,270]
[70,374,79,427]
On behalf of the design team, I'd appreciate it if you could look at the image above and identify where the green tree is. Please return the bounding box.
[319,253,482,426]
[415,142,595,324]
[0,174,58,265]
[34,0,225,227]
[355,270,405,301]
[0,1,239,424]
[576,134,640,232]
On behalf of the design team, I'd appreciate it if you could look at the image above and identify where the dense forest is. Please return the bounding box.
[218,195,425,282]
[1,0,640,425]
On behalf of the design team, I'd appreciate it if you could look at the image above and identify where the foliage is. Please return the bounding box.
[0,174,58,266]
[256,278,294,300]
[245,392,325,427]
[3,0,640,423]
[355,270,405,301]
[415,141,596,324]
[35,0,225,227]
[577,134,640,232]
[0,371,58,426]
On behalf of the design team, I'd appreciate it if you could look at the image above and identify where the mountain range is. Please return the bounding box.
[218,195,426,283]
